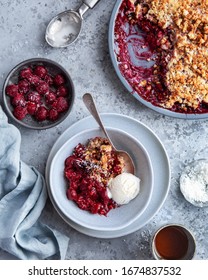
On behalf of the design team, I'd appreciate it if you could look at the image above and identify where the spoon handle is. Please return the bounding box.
[83,0,101,9]
[83,93,116,149]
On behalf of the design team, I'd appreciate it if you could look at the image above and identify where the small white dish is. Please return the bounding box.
[49,127,153,231]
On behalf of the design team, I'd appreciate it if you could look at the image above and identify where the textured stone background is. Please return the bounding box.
[0,0,208,259]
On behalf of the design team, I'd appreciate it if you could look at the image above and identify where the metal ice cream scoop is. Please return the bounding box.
[45,0,101,48]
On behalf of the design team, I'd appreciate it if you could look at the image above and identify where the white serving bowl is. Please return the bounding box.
[49,127,153,231]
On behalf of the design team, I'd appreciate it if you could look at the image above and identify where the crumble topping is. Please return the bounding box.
[83,137,125,184]
[116,0,208,113]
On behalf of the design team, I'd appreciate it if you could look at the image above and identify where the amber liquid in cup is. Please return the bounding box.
[154,226,189,260]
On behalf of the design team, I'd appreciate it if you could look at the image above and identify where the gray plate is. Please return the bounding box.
[108,0,208,120]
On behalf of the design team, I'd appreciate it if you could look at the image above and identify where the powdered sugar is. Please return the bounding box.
[180,159,208,207]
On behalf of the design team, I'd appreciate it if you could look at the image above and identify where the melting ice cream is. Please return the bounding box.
[107,173,141,205]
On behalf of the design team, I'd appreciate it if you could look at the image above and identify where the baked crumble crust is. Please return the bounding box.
[128,0,208,111]
[84,137,125,184]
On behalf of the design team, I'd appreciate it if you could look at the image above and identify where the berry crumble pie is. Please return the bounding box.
[114,0,208,114]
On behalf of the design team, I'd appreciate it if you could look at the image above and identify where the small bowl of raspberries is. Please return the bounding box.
[3,58,75,129]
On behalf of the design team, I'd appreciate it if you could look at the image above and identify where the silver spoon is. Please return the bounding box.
[83,93,135,174]
[45,0,101,48]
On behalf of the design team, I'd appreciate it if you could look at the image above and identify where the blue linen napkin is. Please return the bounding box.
[0,106,69,259]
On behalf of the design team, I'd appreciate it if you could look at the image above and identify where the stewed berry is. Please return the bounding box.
[18,79,30,94]
[34,65,48,78]
[44,74,54,85]
[6,84,19,97]
[48,108,59,121]
[27,101,37,115]
[36,80,49,95]
[53,74,65,86]
[57,85,68,97]
[19,67,33,79]
[12,94,26,107]
[27,91,41,104]
[13,106,27,120]
[54,96,69,113]
[35,106,48,121]
[26,74,40,86]
[45,91,56,105]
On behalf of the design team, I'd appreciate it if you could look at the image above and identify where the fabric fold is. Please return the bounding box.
[0,106,69,259]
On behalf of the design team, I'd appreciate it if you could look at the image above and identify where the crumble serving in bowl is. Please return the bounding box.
[49,127,153,231]
[64,135,141,216]
[64,136,125,216]
[112,0,208,115]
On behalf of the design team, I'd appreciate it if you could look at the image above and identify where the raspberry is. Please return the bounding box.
[5,84,19,97]
[56,85,68,97]
[36,80,49,95]
[35,106,48,121]
[12,94,26,107]
[73,144,86,157]
[53,74,65,86]
[44,74,54,85]
[91,202,102,214]
[34,65,48,78]
[67,188,78,200]
[54,97,69,113]
[27,101,37,115]
[45,91,56,104]
[27,91,41,103]
[18,79,30,94]
[19,67,33,79]
[13,106,27,120]
[48,108,59,121]
[27,74,40,86]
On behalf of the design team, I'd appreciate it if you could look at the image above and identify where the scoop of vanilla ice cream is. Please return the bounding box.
[108,173,141,205]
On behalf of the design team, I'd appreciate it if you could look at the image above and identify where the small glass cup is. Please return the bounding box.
[151,224,196,260]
